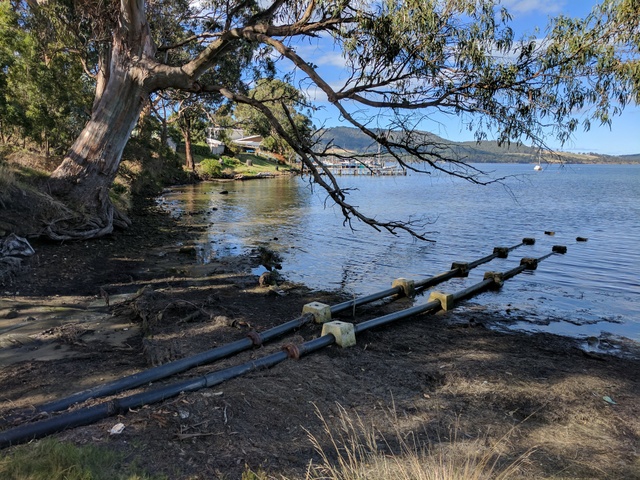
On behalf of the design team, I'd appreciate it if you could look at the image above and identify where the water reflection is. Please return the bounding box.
[161,165,640,342]
[162,178,312,264]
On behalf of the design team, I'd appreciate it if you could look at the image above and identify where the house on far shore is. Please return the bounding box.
[205,127,263,154]
[232,135,262,153]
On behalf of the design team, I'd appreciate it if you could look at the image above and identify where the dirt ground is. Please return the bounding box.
[0,201,639,479]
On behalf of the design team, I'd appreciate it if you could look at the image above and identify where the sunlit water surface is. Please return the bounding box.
[160,163,639,345]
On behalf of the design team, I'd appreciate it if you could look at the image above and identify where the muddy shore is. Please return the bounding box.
[1,201,639,479]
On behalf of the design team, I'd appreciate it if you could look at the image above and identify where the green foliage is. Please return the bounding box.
[198,158,223,178]
[0,438,165,480]
[330,0,640,154]
[0,2,92,153]
[260,135,279,153]
[220,155,240,167]
[121,138,191,197]
[177,143,211,157]
[6,0,640,241]
[234,79,314,157]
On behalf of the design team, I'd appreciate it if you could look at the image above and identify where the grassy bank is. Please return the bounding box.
[179,150,297,179]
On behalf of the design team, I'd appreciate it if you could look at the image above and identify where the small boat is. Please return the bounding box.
[534,163,542,171]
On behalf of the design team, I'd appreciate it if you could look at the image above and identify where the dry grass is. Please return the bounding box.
[301,403,533,480]
[0,164,16,204]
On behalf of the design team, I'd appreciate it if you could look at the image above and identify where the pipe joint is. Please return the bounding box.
[247,331,263,347]
[281,343,301,359]
[520,257,538,270]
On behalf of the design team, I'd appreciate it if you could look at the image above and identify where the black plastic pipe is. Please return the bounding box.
[354,299,441,333]
[0,336,335,449]
[0,248,559,449]
[36,239,536,414]
[32,238,537,415]
[331,287,401,315]
[36,313,314,414]
[466,237,534,269]
[331,238,533,315]
[466,253,498,269]
[354,276,496,334]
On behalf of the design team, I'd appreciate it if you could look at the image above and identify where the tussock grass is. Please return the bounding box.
[0,439,164,480]
[302,404,533,480]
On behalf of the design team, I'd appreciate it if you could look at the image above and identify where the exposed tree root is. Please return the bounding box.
[43,187,131,241]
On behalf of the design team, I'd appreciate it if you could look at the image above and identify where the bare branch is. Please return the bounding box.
[204,84,434,240]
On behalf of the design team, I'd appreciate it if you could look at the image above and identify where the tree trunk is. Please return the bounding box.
[43,0,160,240]
[46,44,148,240]
[38,0,230,239]
[182,116,195,171]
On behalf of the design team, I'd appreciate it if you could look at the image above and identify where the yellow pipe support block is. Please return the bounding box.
[493,247,509,258]
[520,257,538,270]
[392,278,415,298]
[302,302,332,323]
[322,321,356,348]
[483,271,504,288]
[428,291,455,311]
[451,262,470,277]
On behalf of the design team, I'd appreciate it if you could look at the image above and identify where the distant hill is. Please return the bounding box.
[314,127,640,164]
[618,153,640,163]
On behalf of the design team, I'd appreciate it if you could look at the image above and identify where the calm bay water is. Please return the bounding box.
[161,163,639,344]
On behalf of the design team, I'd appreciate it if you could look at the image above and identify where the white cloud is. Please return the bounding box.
[292,37,347,69]
[500,0,566,15]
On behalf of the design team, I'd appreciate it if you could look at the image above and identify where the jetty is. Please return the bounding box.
[323,155,406,176]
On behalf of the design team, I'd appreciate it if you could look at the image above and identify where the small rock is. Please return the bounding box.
[109,423,126,435]
[259,271,274,287]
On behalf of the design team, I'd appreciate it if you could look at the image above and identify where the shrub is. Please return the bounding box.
[177,143,211,156]
[199,158,222,178]
[221,155,240,167]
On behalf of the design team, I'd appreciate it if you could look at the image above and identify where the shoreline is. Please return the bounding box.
[1,199,639,478]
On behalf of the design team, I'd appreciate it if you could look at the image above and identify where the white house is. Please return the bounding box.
[205,127,264,154]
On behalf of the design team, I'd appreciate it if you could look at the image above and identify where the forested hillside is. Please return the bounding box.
[316,127,640,164]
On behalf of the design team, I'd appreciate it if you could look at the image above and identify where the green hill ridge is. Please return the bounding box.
[315,127,639,164]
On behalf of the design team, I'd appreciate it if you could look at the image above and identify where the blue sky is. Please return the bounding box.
[284,1,639,156]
